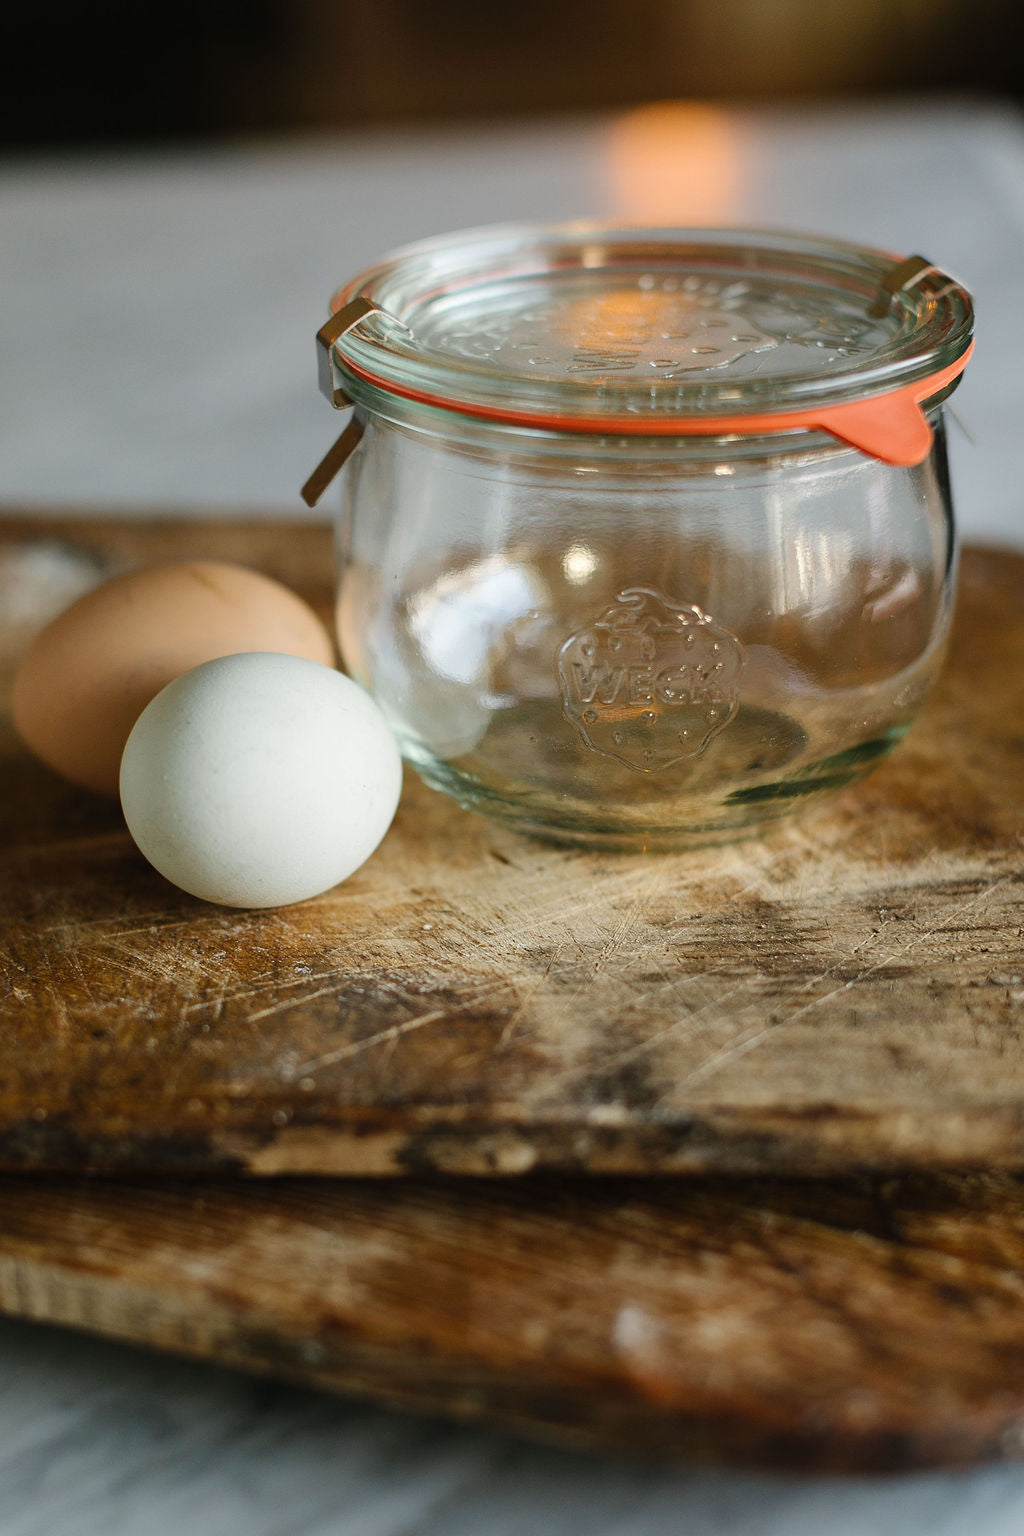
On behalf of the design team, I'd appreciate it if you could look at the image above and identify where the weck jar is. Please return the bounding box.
[302,224,974,849]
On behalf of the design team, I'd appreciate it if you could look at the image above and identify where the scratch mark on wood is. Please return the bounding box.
[679,872,1018,1089]
[3,519,1024,1181]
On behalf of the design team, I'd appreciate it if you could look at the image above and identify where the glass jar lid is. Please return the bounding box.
[322,223,974,467]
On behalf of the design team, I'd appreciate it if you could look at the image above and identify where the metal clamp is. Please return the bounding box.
[302,296,400,508]
[870,254,954,319]
[316,295,381,408]
[300,416,364,509]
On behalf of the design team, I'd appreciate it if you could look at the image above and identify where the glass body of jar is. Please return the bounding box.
[335,395,956,849]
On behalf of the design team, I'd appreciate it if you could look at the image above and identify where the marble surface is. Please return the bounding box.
[2,99,1024,1531]
[4,1317,1024,1536]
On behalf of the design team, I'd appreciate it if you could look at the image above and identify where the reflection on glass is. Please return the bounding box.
[562,544,598,584]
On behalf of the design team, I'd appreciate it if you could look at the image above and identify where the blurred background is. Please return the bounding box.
[1,2,1020,533]
[3,0,1021,150]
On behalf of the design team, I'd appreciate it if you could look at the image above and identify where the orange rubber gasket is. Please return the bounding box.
[338,342,973,468]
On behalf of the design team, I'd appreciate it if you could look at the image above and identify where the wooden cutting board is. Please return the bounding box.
[3,513,1024,1473]
[1,513,1023,1179]
[3,1166,1024,1473]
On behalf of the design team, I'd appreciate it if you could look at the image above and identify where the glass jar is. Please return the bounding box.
[304,225,974,850]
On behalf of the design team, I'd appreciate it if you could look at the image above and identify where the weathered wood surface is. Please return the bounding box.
[4,1167,1024,1473]
[1,513,1023,1178]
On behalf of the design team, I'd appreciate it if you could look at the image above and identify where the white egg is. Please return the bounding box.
[119,652,402,908]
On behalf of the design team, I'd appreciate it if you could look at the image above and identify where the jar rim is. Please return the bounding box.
[327,222,974,466]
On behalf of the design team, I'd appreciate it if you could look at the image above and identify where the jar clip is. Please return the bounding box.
[302,296,403,508]
[300,416,364,509]
[868,253,970,318]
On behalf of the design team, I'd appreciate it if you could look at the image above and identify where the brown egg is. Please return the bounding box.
[11,561,335,796]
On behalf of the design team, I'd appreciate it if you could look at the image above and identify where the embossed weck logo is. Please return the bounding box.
[558,588,744,771]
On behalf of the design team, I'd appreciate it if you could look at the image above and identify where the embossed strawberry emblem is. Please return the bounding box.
[558,588,744,772]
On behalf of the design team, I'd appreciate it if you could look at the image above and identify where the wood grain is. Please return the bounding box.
[1,514,1023,1178]
[4,1167,1024,1473]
